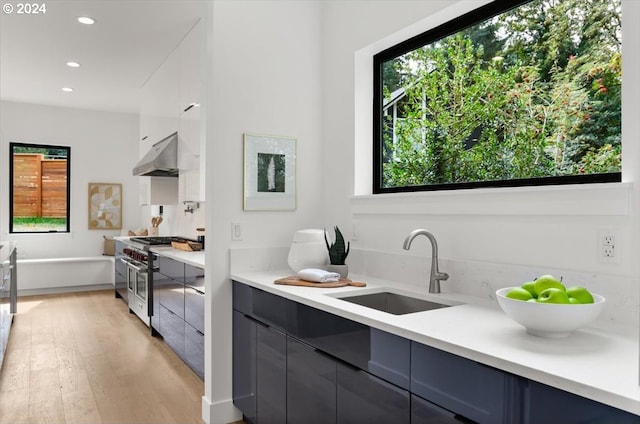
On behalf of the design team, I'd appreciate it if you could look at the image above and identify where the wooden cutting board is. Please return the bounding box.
[274,276,366,288]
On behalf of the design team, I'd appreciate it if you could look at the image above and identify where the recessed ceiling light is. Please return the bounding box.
[77,16,95,25]
[62,87,74,92]
[66,61,81,68]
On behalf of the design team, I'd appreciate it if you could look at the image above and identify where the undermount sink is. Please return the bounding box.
[336,291,451,315]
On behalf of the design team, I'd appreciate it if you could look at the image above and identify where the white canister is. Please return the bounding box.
[287,229,328,272]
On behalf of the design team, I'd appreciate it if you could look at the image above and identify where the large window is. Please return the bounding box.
[374,0,622,193]
[10,142,71,233]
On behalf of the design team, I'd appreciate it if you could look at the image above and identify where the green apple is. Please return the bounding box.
[569,297,581,304]
[566,286,594,304]
[520,281,537,298]
[533,275,566,296]
[506,287,533,301]
[536,288,571,304]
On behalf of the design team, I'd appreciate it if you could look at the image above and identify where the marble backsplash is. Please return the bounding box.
[229,246,639,327]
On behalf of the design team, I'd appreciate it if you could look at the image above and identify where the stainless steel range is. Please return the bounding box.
[116,236,198,327]
[120,244,157,326]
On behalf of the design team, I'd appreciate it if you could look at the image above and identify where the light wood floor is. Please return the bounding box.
[0,290,205,424]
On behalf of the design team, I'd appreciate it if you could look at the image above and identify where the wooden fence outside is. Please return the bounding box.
[13,153,68,218]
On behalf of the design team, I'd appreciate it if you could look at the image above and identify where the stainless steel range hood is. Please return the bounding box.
[133,132,179,177]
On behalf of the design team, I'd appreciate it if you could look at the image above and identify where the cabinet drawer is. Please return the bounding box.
[286,300,410,389]
[185,284,204,333]
[184,264,204,285]
[411,394,467,424]
[184,321,204,379]
[232,282,287,331]
[287,336,337,424]
[158,256,184,281]
[337,363,410,424]
[233,310,257,422]
[411,342,513,424]
[115,257,127,277]
[159,279,184,319]
[525,380,640,424]
[160,304,184,357]
[256,324,286,423]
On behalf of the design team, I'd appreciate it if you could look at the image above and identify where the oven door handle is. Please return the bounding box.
[125,261,146,273]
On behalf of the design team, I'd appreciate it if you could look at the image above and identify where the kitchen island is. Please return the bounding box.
[231,269,639,421]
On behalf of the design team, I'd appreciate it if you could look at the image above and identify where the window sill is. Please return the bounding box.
[350,182,632,216]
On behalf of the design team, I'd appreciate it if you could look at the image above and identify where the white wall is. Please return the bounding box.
[321,0,640,282]
[0,101,141,271]
[202,1,324,422]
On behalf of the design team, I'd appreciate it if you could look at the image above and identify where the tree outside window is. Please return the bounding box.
[375,0,621,192]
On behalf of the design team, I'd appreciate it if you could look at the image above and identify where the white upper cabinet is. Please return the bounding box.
[138,39,181,206]
[138,19,205,205]
[178,21,205,203]
[140,49,181,151]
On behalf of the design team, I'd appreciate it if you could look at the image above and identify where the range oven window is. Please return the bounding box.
[135,271,147,302]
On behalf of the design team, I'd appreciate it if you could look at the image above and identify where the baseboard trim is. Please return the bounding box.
[201,395,242,424]
[18,284,113,297]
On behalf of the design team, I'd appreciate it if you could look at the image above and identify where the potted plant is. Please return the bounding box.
[324,226,350,278]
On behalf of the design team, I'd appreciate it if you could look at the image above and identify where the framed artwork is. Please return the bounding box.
[243,133,297,211]
[88,183,122,229]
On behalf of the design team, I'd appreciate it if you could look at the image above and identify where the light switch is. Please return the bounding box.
[232,222,242,241]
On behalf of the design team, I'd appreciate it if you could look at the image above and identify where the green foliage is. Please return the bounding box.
[324,226,350,265]
[12,217,67,232]
[381,0,621,188]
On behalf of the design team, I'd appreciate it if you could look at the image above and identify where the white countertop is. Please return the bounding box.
[114,236,205,269]
[231,269,640,416]
[149,246,205,269]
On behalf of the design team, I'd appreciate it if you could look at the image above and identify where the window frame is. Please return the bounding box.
[372,0,622,194]
[9,142,71,234]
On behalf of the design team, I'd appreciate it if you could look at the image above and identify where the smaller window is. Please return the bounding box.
[10,142,71,233]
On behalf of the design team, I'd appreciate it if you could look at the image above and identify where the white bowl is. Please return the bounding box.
[495,287,605,338]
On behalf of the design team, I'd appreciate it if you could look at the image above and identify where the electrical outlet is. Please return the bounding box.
[603,233,615,246]
[602,245,615,258]
[232,222,243,241]
[598,229,619,263]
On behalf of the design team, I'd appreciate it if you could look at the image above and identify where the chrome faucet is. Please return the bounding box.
[403,229,449,294]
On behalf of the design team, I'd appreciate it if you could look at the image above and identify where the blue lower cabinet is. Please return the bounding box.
[256,324,287,424]
[232,310,257,423]
[337,362,410,424]
[411,394,471,423]
[232,282,637,424]
[286,300,410,389]
[287,336,337,424]
[233,282,287,331]
[411,342,517,424]
[524,380,639,424]
[160,304,185,358]
[185,284,204,334]
[184,321,204,379]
